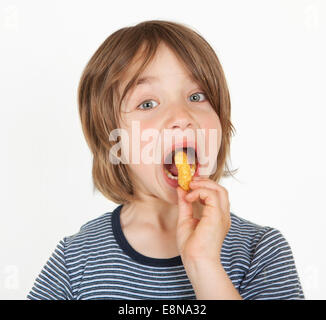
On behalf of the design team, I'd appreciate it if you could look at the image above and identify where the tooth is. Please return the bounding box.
[164,167,178,180]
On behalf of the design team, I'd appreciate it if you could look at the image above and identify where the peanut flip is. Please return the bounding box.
[174,150,196,191]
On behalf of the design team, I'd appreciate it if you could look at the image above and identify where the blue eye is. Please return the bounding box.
[189,92,206,102]
[136,92,207,111]
[137,99,159,111]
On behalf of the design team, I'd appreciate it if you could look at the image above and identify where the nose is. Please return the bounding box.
[166,102,194,131]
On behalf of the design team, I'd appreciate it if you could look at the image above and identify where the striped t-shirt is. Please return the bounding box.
[27,204,305,300]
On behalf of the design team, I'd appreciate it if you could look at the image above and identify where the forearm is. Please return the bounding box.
[184,259,243,300]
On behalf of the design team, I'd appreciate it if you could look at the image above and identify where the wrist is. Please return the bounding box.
[182,257,222,277]
[182,257,242,300]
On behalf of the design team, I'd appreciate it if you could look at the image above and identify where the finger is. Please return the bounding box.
[188,183,230,217]
[190,179,226,193]
[185,187,218,211]
[176,186,193,223]
[192,176,206,180]
[189,179,230,210]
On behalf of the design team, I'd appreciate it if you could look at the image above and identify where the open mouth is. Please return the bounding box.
[163,147,198,181]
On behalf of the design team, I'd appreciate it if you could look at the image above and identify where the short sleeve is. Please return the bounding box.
[27,238,73,300]
[239,227,305,300]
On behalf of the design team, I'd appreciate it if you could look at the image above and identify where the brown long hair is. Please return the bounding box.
[78,19,238,204]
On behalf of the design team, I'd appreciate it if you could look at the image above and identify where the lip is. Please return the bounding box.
[162,154,200,189]
[161,137,200,189]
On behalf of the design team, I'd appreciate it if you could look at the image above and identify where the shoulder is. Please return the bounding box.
[227,211,274,247]
[27,210,117,300]
[62,210,115,254]
[229,212,289,250]
[223,211,289,264]
[228,213,305,299]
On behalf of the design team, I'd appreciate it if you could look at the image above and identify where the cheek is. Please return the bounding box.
[198,113,222,175]
[140,118,156,128]
[202,110,221,129]
[138,121,162,164]
[199,112,222,141]
[120,125,158,168]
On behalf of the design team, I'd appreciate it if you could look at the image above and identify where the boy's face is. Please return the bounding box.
[118,42,222,204]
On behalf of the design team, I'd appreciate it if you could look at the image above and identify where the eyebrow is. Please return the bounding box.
[125,74,199,103]
[135,76,159,86]
[135,74,195,87]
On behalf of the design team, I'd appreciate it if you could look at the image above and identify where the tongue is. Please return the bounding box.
[166,163,178,176]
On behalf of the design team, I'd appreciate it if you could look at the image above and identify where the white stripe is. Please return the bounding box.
[27,209,304,300]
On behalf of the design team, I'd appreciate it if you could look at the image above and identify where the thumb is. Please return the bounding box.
[176,187,193,223]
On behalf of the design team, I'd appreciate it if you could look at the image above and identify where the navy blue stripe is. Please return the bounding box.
[27,204,305,300]
[112,205,183,267]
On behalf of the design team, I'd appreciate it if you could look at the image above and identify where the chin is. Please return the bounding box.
[161,188,179,205]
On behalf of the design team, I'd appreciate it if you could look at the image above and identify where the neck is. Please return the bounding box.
[120,196,204,233]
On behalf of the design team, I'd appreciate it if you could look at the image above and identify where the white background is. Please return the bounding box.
[1,0,325,300]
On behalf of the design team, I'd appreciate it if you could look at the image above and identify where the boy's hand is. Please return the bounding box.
[176,177,231,265]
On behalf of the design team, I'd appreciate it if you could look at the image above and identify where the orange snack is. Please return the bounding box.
[174,150,196,191]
